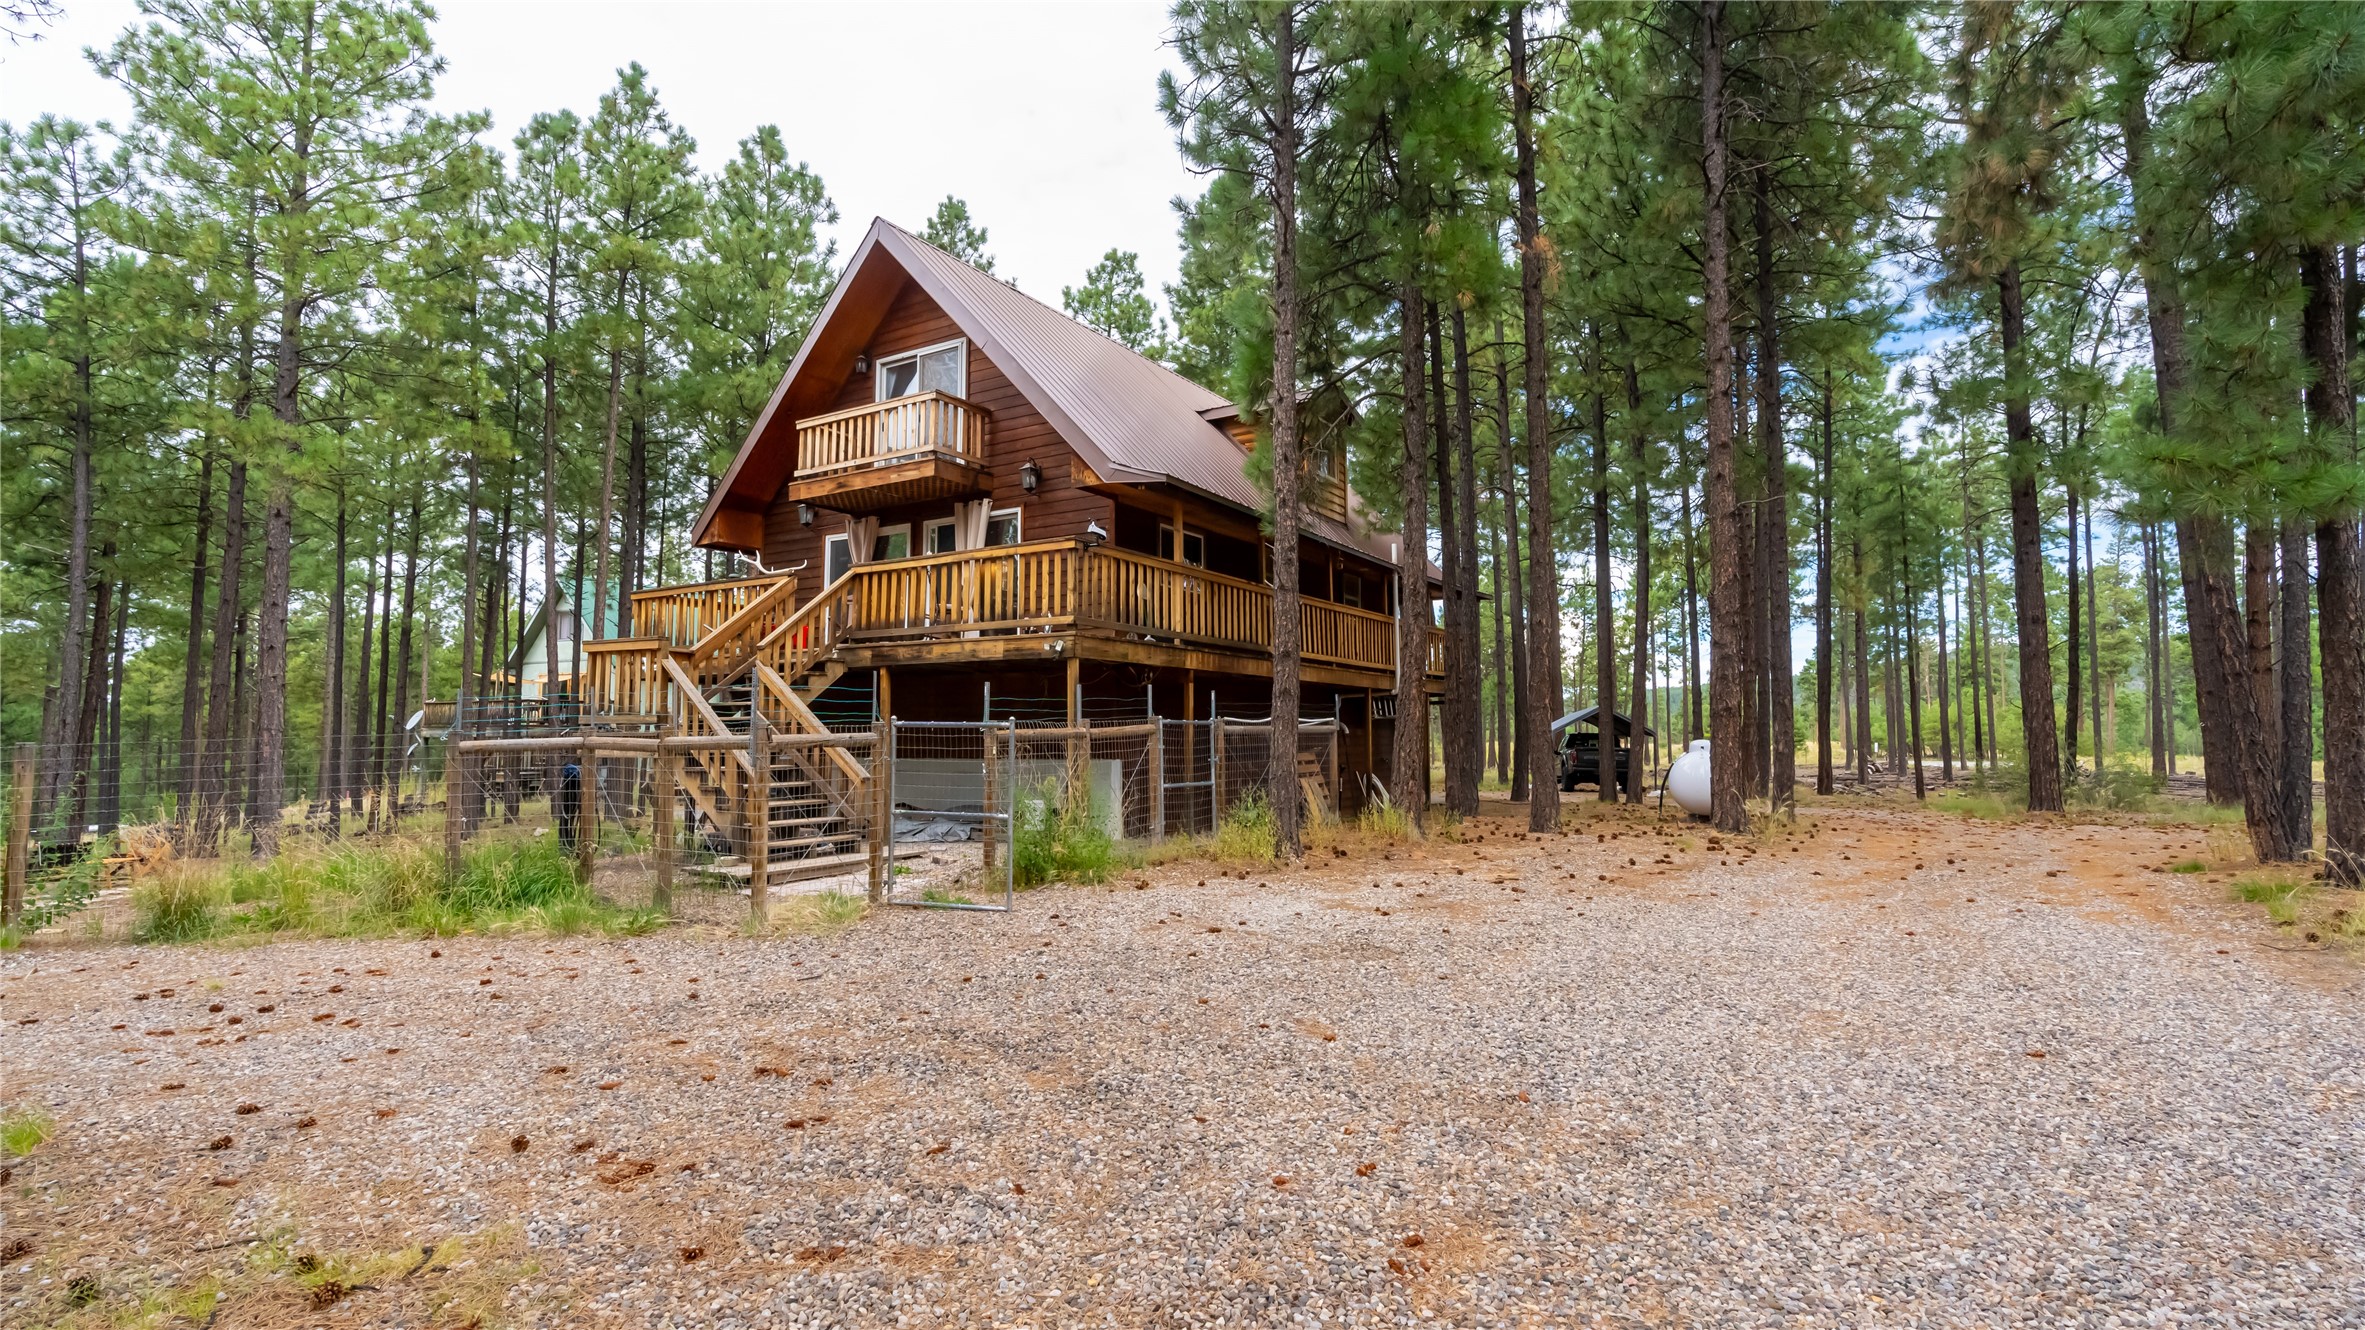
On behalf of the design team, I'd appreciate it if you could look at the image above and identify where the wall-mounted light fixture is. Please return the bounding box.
[797,503,814,527]
[853,353,870,376]
[1082,520,1108,547]
[1019,459,1040,493]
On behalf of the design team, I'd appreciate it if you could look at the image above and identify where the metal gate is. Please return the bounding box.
[883,720,1014,911]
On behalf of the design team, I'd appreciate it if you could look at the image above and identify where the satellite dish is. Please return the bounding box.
[405,709,426,731]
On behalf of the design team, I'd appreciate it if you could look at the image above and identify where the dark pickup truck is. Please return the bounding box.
[1558,734,1633,792]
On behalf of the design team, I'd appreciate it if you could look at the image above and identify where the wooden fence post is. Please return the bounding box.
[748,709,770,927]
[651,741,675,914]
[442,739,464,880]
[1148,721,1165,843]
[981,719,999,875]
[867,720,891,904]
[576,739,597,887]
[6,743,32,927]
[1211,716,1228,824]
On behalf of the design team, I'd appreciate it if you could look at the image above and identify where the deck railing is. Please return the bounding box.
[794,391,988,478]
[815,538,1435,677]
[630,573,791,646]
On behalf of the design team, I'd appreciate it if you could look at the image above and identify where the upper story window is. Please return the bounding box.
[875,339,965,401]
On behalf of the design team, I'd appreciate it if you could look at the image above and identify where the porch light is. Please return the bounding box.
[798,503,814,527]
[1020,459,1040,493]
[854,353,870,376]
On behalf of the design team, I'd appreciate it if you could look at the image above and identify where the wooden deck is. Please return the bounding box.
[589,539,1442,716]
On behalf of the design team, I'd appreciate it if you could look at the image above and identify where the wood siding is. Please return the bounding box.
[762,277,1111,593]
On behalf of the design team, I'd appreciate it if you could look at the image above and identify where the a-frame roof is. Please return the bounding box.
[692,217,1406,568]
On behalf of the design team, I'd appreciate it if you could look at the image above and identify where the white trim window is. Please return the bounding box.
[923,517,958,555]
[874,338,966,401]
[871,523,911,561]
[824,533,853,584]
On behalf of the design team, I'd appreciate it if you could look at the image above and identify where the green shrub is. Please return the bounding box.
[133,866,230,942]
[1013,780,1118,887]
[1,1105,55,1156]
[1210,790,1278,865]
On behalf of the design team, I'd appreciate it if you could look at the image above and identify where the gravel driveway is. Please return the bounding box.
[5,805,2361,1328]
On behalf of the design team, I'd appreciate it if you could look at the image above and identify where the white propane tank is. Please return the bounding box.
[1667,739,1713,817]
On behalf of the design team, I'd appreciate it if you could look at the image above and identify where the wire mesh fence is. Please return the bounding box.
[2,705,1350,937]
[884,721,1014,911]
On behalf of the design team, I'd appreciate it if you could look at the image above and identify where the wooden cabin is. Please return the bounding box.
[581,218,1437,867]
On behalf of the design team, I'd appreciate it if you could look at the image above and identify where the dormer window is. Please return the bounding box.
[875,339,965,401]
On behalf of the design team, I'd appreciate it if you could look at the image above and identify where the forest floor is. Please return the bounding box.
[4,798,2362,1329]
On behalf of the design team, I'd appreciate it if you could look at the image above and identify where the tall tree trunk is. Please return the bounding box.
[1591,327,1615,801]
[1626,358,1650,804]
[2145,522,2168,777]
[1682,477,1703,743]
[1496,326,1531,802]
[2278,521,2312,843]
[1393,279,1433,823]
[1900,529,1924,801]
[456,433,484,829]
[388,492,422,825]
[1511,2,1560,832]
[252,265,308,860]
[348,519,379,817]
[323,487,348,835]
[1490,459,1512,786]
[1853,539,1872,784]
[371,498,399,828]
[1699,0,1745,832]
[540,256,566,720]
[1753,174,1793,811]
[2086,483,2105,766]
[2243,522,2278,821]
[2120,77,2242,806]
[1998,262,2062,811]
[177,448,215,825]
[196,458,250,851]
[67,562,115,833]
[1815,373,1834,795]
[1936,544,1954,782]
[33,199,100,838]
[1446,305,1483,817]
[100,588,127,832]
[2300,241,2362,884]
[1736,347,1765,800]
[594,324,625,653]
[1431,308,1467,811]
[1267,0,1304,858]
[2065,486,2084,780]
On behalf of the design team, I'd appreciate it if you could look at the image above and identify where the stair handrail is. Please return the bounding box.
[755,662,871,813]
[686,574,801,680]
[662,655,754,827]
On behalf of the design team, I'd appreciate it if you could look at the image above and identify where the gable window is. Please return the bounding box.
[875,338,965,401]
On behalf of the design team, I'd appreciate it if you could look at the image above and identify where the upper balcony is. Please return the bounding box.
[788,391,991,514]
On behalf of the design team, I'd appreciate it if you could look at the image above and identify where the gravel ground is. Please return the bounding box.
[4,803,2361,1329]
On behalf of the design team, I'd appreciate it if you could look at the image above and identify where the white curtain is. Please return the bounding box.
[847,516,880,567]
[954,499,992,551]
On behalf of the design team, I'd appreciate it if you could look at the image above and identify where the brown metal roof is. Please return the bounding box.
[694,217,1414,574]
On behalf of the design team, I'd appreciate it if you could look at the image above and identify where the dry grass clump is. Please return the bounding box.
[129,837,662,944]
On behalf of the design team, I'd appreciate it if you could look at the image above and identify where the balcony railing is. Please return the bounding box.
[794,391,988,479]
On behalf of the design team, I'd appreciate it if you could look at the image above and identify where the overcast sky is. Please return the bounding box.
[0,0,1207,312]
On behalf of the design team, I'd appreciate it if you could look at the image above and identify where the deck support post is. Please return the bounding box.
[748,708,769,926]
[577,737,598,888]
[651,742,675,914]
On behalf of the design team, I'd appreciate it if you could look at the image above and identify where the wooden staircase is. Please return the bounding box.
[591,570,885,890]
